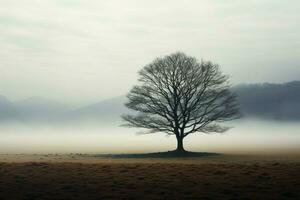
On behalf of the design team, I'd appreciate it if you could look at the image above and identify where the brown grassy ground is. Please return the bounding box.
[0,154,300,200]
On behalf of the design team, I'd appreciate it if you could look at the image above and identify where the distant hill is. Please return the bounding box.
[0,81,299,123]
[0,95,17,121]
[15,96,70,120]
[0,96,70,123]
[233,81,300,120]
[69,96,129,123]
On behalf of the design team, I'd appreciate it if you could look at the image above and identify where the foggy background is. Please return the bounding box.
[1,0,299,105]
[0,82,300,154]
[0,0,300,154]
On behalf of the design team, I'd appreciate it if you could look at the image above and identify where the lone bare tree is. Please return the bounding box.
[122,52,240,153]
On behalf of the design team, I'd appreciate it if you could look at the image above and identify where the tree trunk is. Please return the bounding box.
[176,137,185,152]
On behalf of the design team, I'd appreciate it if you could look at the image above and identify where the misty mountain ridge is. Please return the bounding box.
[234,81,300,120]
[0,81,300,124]
[68,96,129,123]
[0,96,70,123]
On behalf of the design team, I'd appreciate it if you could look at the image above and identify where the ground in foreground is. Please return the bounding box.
[0,154,300,200]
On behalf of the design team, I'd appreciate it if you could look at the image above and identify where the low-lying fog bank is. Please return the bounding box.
[0,119,299,155]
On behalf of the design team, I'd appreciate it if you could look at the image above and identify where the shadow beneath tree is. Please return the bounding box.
[96,151,221,158]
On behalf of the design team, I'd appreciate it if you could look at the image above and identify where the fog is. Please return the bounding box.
[1,0,299,156]
[0,119,299,154]
[1,0,300,105]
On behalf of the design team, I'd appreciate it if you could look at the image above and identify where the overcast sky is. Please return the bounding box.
[0,0,299,105]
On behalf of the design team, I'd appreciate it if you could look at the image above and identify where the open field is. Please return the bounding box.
[0,154,300,200]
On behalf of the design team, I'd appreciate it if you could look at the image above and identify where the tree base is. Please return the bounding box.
[99,151,220,158]
[172,149,188,154]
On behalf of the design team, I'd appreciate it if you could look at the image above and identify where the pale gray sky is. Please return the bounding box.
[0,0,299,105]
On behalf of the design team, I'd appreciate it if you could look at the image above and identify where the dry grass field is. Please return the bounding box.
[0,154,300,200]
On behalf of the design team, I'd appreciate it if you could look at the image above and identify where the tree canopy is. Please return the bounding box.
[122,52,240,152]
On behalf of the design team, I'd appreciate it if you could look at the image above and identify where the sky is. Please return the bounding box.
[0,0,299,105]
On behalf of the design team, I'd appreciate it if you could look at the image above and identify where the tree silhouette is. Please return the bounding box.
[122,52,240,152]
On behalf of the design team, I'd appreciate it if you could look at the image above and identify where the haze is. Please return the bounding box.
[0,119,299,154]
[0,0,299,105]
[0,1,299,155]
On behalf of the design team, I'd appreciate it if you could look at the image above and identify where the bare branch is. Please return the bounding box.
[122,52,240,144]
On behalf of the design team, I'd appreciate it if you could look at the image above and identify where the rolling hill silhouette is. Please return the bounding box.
[234,81,300,120]
[0,81,299,123]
